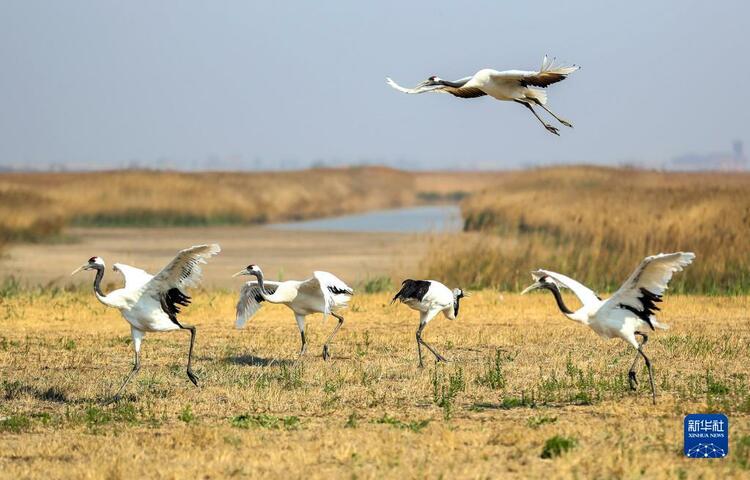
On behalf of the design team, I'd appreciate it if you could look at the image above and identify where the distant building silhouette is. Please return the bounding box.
[670,140,747,171]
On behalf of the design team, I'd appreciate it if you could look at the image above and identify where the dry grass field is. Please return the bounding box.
[0,168,508,254]
[425,166,750,294]
[1,290,748,479]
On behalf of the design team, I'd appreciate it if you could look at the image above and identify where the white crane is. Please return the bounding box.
[71,244,221,403]
[232,264,353,360]
[387,55,579,135]
[391,279,466,367]
[521,252,695,404]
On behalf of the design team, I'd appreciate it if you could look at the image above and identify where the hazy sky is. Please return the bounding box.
[1,1,748,170]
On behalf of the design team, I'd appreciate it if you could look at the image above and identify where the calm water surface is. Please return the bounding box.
[269,205,463,233]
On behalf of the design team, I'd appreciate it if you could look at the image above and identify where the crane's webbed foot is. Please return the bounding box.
[558,118,573,128]
[545,124,560,136]
[322,344,331,361]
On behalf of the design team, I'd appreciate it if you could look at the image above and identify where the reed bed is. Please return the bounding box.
[0,167,415,246]
[424,166,750,294]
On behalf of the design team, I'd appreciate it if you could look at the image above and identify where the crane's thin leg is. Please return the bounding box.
[638,345,656,405]
[516,100,559,136]
[532,99,573,128]
[416,322,447,366]
[295,314,307,357]
[106,328,144,405]
[628,332,648,391]
[180,323,199,386]
[322,312,344,361]
[416,328,424,368]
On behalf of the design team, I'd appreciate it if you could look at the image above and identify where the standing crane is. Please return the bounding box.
[521,252,695,403]
[391,279,466,367]
[71,244,221,403]
[232,264,353,360]
[387,55,579,135]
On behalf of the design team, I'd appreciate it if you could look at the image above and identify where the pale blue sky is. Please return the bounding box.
[1,1,747,170]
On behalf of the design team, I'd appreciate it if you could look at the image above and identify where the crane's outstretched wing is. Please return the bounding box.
[530,269,601,306]
[113,263,153,290]
[146,244,221,293]
[141,244,221,324]
[491,55,579,88]
[235,281,280,328]
[600,252,695,329]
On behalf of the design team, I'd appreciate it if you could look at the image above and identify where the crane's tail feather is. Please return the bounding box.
[540,55,580,76]
[650,318,670,330]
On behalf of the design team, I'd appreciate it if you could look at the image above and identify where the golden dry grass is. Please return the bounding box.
[0,168,508,254]
[0,167,415,244]
[1,290,748,478]
[425,166,750,293]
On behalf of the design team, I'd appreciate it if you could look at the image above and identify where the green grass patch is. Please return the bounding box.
[231,413,301,430]
[476,348,511,390]
[178,405,195,424]
[374,414,430,433]
[361,276,393,294]
[527,415,558,429]
[735,435,750,470]
[0,414,32,433]
[541,435,577,459]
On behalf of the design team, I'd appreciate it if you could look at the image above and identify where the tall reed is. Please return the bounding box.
[424,166,750,294]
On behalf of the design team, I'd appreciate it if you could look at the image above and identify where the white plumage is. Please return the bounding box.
[521,252,695,403]
[232,264,353,360]
[391,279,465,367]
[72,244,221,403]
[387,55,579,135]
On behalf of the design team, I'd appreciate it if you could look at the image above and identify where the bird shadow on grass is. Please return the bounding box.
[225,354,295,367]
[3,381,70,404]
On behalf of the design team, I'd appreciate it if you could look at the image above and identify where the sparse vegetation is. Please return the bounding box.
[0,289,747,478]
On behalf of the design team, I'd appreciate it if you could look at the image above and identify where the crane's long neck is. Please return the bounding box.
[92,265,110,305]
[439,78,469,88]
[453,294,463,317]
[252,271,273,301]
[544,283,574,315]
[543,284,590,324]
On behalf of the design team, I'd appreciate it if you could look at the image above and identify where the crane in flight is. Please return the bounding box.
[387,55,579,135]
